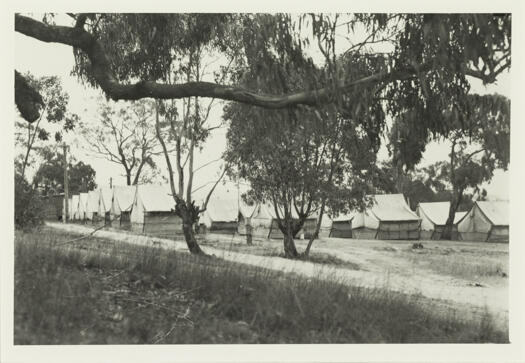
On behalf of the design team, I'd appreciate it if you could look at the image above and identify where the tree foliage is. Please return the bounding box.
[224,54,380,256]
[33,147,97,195]
[14,174,44,230]
[81,98,159,185]
[14,73,79,180]
[15,13,510,114]
[372,160,484,212]
[385,93,509,238]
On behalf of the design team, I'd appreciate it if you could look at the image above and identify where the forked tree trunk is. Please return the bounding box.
[278,214,306,259]
[283,233,299,258]
[304,200,326,257]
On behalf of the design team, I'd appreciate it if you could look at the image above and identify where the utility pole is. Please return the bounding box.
[63,143,69,223]
[110,177,113,188]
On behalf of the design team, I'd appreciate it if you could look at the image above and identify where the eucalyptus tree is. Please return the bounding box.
[14,72,78,181]
[224,39,382,257]
[15,13,510,114]
[225,102,378,258]
[143,16,230,254]
[388,94,510,239]
[81,98,160,186]
[33,146,97,195]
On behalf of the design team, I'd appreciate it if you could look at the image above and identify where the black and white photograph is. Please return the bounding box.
[2,3,524,363]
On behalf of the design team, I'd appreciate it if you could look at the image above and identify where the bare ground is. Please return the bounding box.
[46,222,509,330]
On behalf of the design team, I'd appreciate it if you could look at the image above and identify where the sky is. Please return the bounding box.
[14,13,510,201]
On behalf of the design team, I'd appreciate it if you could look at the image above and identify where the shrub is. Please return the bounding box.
[14,174,44,230]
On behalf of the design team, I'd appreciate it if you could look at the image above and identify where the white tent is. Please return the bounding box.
[352,194,420,240]
[70,195,79,220]
[200,193,239,234]
[417,202,468,240]
[249,203,309,239]
[85,190,100,221]
[130,184,180,237]
[77,193,89,222]
[329,213,355,238]
[111,186,136,229]
[238,202,258,235]
[302,212,332,239]
[97,187,114,225]
[457,200,509,242]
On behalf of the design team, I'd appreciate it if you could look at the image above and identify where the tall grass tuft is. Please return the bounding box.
[14,229,508,344]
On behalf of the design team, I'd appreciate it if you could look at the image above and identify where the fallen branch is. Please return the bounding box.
[54,224,106,246]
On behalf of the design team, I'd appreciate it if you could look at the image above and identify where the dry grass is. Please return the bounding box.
[14,228,507,344]
[405,245,508,281]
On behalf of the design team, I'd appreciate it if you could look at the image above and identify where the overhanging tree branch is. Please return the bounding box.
[15,14,426,108]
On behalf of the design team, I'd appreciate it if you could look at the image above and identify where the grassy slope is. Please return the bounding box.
[14,228,507,344]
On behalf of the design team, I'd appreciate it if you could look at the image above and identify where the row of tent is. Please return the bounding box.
[61,184,329,240]
[58,187,508,242]
[330,195,509,242]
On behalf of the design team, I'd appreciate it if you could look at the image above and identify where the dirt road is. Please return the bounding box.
[47,222,508,329]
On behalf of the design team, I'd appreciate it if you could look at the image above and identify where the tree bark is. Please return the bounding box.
[20,109,45,181]
[442,190,463,240]
[283,233,299,258]
[182,212,204,254]
[132,159,147,185]
[246,223,253,246]
[441,138,459,240]
[304,199,326,257]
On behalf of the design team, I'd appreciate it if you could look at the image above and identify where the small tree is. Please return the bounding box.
[372,160,483,212]
[14,174,44,230]
[14,73,78,181]
[33,147,97,195]
[153,37,230,255]
[388,94,510,239]
[225,100,379,258]
[81,98,160,185]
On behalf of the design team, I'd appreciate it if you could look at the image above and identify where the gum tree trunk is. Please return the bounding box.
[304,200,326,257]
[181,211,203,254]
[246,223,253,245]
[442,190,463,240]
[283,233,299,258]
[281,216,305,259]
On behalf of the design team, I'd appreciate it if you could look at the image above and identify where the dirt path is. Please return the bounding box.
[47,223,508,329]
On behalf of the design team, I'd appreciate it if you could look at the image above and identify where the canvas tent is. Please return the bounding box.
[250,204,308,239]
[417,202,468,240]
[77,192,89,222]
[301,212,332,239]
[111,186,136,229]
[351,194,420,240]
[329,213,355,238]
[457,200,509,242]
[237,202,258,235]
[130,184,180,237]
[70,195,79,220]
[85,190,100,222]
[97,187,113,225]
[200,195,239,234]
